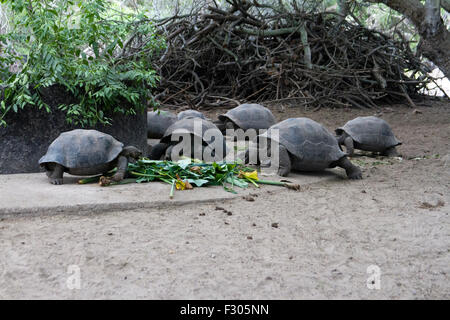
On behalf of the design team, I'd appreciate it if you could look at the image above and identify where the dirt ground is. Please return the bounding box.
[0,99,449,299]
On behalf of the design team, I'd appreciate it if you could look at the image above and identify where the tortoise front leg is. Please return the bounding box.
[337,156,362,179]
[213,120,226,133]
[111,156,128,182]
[343,136,355,156]
[149,143,169,160]
[47,163,64,185]
[165,145,175,160]
[244,146,259,165]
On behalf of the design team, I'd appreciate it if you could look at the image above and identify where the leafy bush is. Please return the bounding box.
[0,0,165,127]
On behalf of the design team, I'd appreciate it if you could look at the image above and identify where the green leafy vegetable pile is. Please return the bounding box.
[78,158,298,198]
[129,158,253,194]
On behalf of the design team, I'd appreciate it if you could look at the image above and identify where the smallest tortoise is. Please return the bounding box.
[39,129,142,185]
[335,116,401,157]
[177,109,206,120]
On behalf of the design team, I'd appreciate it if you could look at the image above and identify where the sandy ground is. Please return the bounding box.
[0,100,449,299]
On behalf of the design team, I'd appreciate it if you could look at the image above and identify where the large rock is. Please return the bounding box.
[0,85,147,174]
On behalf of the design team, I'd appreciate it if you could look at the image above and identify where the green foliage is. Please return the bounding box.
[0,0,165,127]
[88,158,289,195]
[128,158,252,194]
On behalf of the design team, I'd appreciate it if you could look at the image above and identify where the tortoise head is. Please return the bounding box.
[212,119,226,133]
[122,146,142,160]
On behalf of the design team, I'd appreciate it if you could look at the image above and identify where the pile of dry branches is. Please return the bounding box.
[152,1,432,109]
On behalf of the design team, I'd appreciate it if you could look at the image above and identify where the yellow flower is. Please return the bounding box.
[175,174,193,190]
[238,170,258,180]
[176,179,186,190]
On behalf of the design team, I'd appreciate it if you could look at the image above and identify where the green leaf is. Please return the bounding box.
[92,42,99,58]
[0,0,162,127]
[186,179,210,187]
[177,158,192,169]
[225,176,248,188]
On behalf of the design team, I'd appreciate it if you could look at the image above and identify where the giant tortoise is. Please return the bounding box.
[149,117,228,162]
[246,118,362,179]
[335,116,401,157]
[39,129,142,185]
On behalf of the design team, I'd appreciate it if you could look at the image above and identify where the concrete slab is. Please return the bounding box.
[0,170,338,217]
[1,136,340,217]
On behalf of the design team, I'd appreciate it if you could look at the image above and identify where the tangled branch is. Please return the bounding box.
[152,1,433,109]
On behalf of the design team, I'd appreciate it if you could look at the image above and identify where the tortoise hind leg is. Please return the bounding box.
[47,163,64,185]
